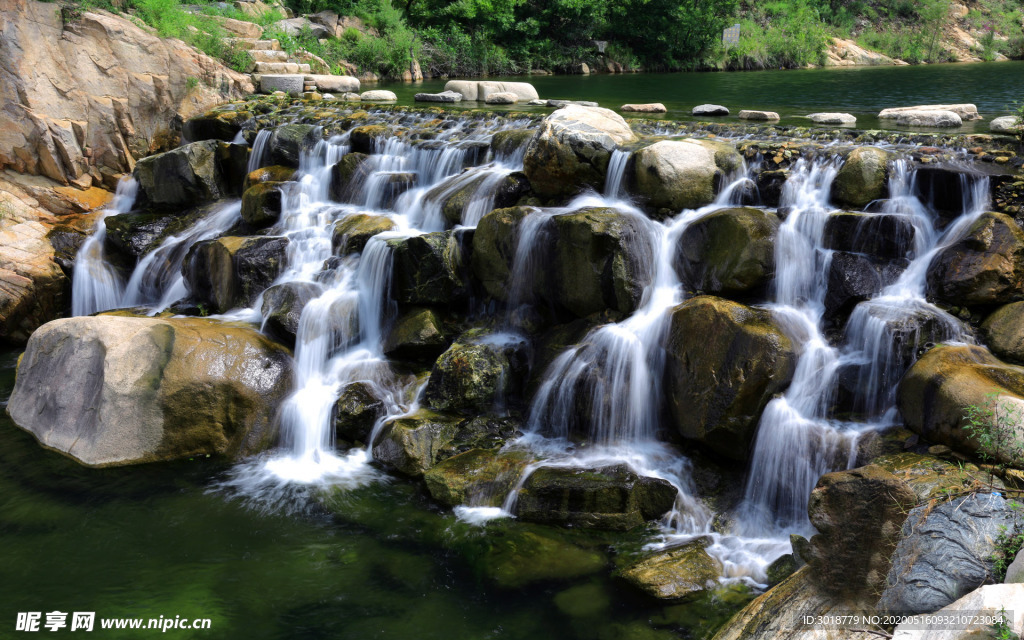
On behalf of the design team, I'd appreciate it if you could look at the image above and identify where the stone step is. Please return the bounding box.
[248,49,288,63]
[258,74,305,96]
[253,61,311,74]
[228,38,281,51]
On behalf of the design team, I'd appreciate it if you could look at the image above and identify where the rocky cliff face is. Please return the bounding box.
[0,0,253,189]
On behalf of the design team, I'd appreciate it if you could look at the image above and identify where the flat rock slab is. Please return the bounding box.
[879,103,980,120]
[360,90,397,101]
[415,90,463,103]
[738,110,780,121]
[692,104,729,116]
[895,110,962,128]
[621,103,667,113]
[807,112,857,125]
[260,74,304,95]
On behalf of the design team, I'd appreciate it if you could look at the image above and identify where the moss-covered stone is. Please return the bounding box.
[831,146,890,208]
[333,381,386,445]
[552,582,611,618]
[349,124,390,154]
[476,528,607,589]
[241,182,283,227]
[382,307,448,361]
[675,207,779,297]
[423,448,532,507]
[470,206,535,301]
[183,109,252,143]
[244,164,295,191]
[183,236,289,313]
[424,331,529,413]
[872,451,984,502]
[329,152,371,202]
[490,129,535,159]
[515,464,678,531]
[663,296,797,460]
[332,213,396,255]
[269,123,318,167]
[982,302,1024,364]
[134,140,229,208]
[618,537,722,600]
[371,409,463,477]
[927,212,1024,306]
[387,231,469,305]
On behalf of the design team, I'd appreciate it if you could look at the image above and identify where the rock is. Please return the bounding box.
[1007,551,1024,584]
[621,103,667,113]
[134,140,230,208]
[260,281,323,347]
[386,231,469,305]
[0,4,251,185]
[879,104,980,121]
[898,344,1024,466]
[428,171,530,228]
[476,528,606,589]
[306,75,359,93]
[572,63,590,74]
[765,555,799,587]
[534,207,655,317]
[927,212,1024,306]
[470,206,534,301]
[424,332,528,413]
[895,110,963,128]
[244,165,294,191]
[878,493,1022,615]
[872,452,979,502]
[891,584,1024,639]
[738,110,780,121]
[823,212,915,259]
[515,464,678,530]
[382,307,448,361]
[371,409,463,476]
[269,17,330,38]
[240,182,282,227]
[806,112,856,125]
[634,139,740,210]
[805,465,917,598]
[547,99,599,108]
[826,37,896,66]
[691,104,729,117]
[485,92,518,105]
[442,80,481,101]
[523,105,637,199]
[414,91,463,103]
[490,130,535,160]
[260,74,304,96]
[0,216,66,344]
[347,125,388,154]
[103,211,186,258]
[7,316,292,466]
[913,167,982,223]
[423,448,531,507]
[991,115,1022,135]
[269,123,318,168]
[183,107,252,142]
[329,152,371,199]
[333,381,386,444]
[618,538,722,599]
[331,213,395,254]
[831,146,890,209]
[308,9,339,29]
[553,583,610,618]
[982,302,1024,364]
[183,235,289,313]
[675,207,779,297]
[664,296,797,460]
[478,81,539,102]
[825,251,907,320]
[359,90,397,101]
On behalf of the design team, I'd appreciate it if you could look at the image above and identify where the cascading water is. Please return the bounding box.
[71,177,137,316]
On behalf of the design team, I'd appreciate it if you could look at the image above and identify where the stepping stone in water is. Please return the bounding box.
[738,110,780,121]
[621,103,667,113]
[692,104,729,116]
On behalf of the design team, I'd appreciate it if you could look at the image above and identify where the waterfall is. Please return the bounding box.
[71,177,137,316]
[247,129,273,174]
[604,149,631,200]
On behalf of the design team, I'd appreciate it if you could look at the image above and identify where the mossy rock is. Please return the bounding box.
[424,331,529,413]
[183,236,289,313]
[134,140,229,208]
[423,448,532,507]
[269,123,318,167]
[831,146,890,208]
[926,212,1024,307]
[332,213,396,255]
[329,152,371,201]
[872,451,984,502]
[260,281,323,348]
[617,537,722,599]
[675,207,779,298]
[183,109,252,142]
[349,124,390,154]
[244,164,294,191]
[371,409,463,477]
[386,231,470,305]
[333,381,387,445]
[552,582,611,618]
[491,129,535,159]
[982,301,1024,364]
[634,140,721,210]
[241,182,283,227]
[382,307,448,362]
[470,206,535,301]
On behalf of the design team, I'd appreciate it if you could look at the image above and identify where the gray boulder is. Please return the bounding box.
[831,146,890,209]
[878,493,1021,615]
[895,110,962,128]
[414,91,463,103]
[806,112,856,125]
[260,281,323,347]
[738,110,780,121]
[269,123,318,168]
[692,104,729,116]
[991,115,1022,134]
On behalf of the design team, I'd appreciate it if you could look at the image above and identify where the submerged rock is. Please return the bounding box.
[7,316,292,466]
[475,527,606,589]
[523,105,637,199]
[898,344,1024,466]
[831,146,890,209]
[618,538,722,599]
[260,281,323,347]
[878,493,1021,615]
[664,296,797,460]
[926,211,1024,306]
[183,235,289,313]
[515,464,678,531]
[675,207,779,297]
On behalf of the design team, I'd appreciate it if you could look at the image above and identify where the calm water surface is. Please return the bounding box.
[383,61,1024,133]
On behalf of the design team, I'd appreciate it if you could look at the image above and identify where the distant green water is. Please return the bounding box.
[0,351,750,639]
[382,61,1024,133]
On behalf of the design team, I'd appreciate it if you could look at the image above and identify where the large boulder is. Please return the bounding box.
[878,493,1022,615]
[534,208,655,318]
[104,210,192,258]
[260,281,323,347]
[982,302,1024,363]
[443,80,538,102]
[992,116,1023,135]
[663,296,797,460]
[0,216,66,344]
[894,110,963,128]
[878,104,980,121]
[424,332,529,413]
[429,172,530,228]
[805,465,917,599]
[269,17,330,38]
[831,146,890,209]
[514,464,678,531]
[618,538,722,599]
[913,167,983,223]
[371,409,462,477]
[386,231,469,305]
[891,584,1024,638]
[634,139,741,211]
[824,251,906,320]
[0,3,251,185]
[523,105,637,199]
[823,212,916,260]
[898,344,1024,466]
[240,182,283,227]
[675,207,779,297]
[268,123,318,168]
[134,140,231,208]
[182,106,252,143]
[329,152,371,200]
[926,212,1024,306]
[7,316,292,466]
[183,236,289,313]
[470,206,535,301]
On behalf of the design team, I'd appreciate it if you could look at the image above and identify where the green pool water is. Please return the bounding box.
[0,350,751,639]
[380,60,1024,133]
